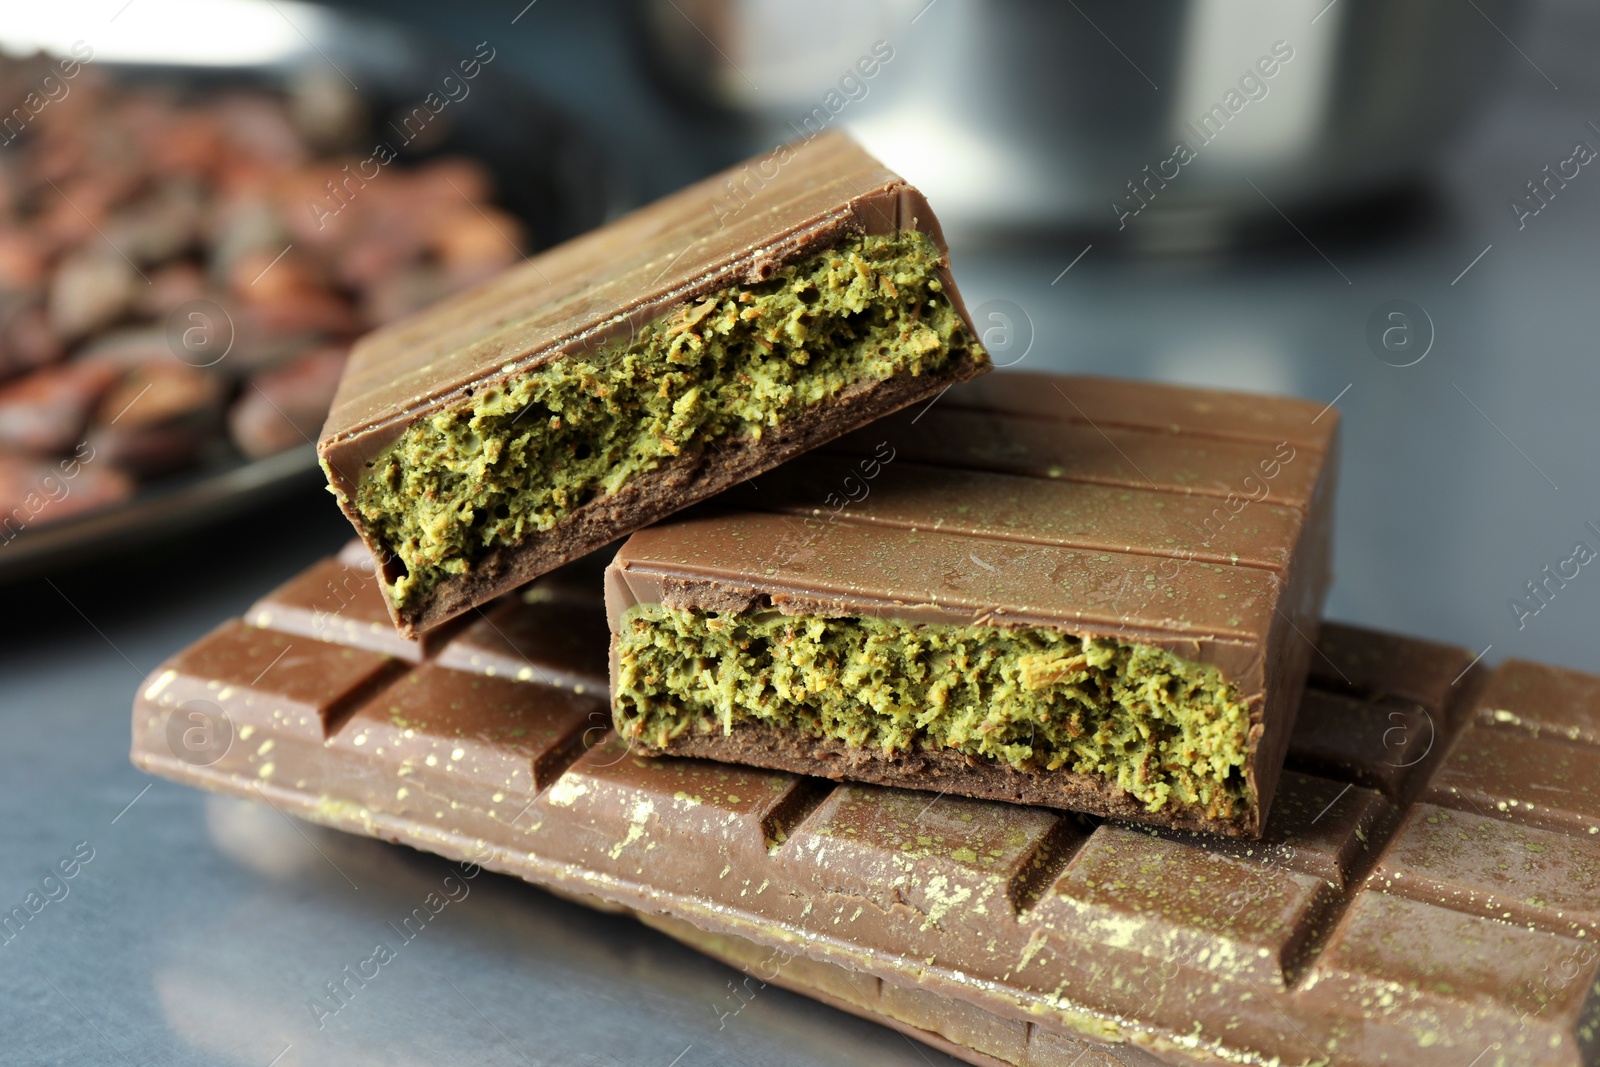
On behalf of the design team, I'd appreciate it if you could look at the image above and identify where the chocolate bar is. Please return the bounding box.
[318,131,987,638]
[606,373,1339,836]
[133,548,1600,1066]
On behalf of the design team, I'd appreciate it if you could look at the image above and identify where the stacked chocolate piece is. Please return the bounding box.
[132,133,1600,1067]
[607,373,1336,837]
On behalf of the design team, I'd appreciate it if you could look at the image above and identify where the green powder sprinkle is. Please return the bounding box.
[614,605,1254,819]
[349,230,980,608]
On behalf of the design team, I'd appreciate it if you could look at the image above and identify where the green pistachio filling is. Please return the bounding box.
[614,605,1254,819]
[350,230,981,609]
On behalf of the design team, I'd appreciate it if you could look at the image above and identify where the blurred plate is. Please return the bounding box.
[0,0,621,583]
[0,443,320,577]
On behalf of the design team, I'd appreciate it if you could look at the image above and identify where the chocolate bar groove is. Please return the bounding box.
[759,777,836,852]
[1002,814,1089,918]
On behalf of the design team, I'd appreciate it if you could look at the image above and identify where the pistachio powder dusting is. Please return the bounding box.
[351,230,981,608]
[614,605,1255,818]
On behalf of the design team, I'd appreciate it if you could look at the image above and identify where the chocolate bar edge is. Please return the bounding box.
[643,913,1166,1067]
[127,743,1167,1067]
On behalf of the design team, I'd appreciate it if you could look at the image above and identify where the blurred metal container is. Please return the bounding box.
[642,0,1515,246]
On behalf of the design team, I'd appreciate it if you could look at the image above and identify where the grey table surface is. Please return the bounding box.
[3,1,1597,1065]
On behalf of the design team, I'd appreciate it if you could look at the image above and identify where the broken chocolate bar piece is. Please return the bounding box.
[606,372,1339,836]
[132,552,1600,1067]
[318,130,987,638]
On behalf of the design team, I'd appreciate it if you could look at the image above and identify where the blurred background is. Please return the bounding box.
[2,1,1595,1064]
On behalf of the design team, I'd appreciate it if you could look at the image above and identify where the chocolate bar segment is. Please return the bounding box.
[1286,689,1437,802]
[1428,724,1600,836]
[434,591,609,693]
[1370,802,1600,939]
[142,620,403,745]
[1471,657,1600,744]
[248,555,461,662]
[607,372,1339,836]
[1307,620,1479,717]
[332,663,600,810]
[319,131,987,638]
[1157,769,1395,888]
[133,555,1600,1066]
[1303,890,1599,1063]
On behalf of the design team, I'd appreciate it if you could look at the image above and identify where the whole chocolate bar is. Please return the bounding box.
[606,372,1339,836]
[133,549,1600,1066]
[318,131,987,638]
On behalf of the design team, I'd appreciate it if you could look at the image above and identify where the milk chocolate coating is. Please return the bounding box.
[606,372,1341,836]
[131,550,1600,1067]
[318,131,987,638]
